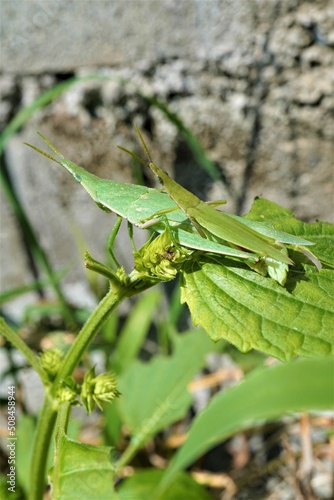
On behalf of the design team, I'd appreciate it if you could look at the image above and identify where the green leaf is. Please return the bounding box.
[245,197,295,221]
[246,198,334,267]
[50,434,117,500]
[105,292,162,447]
[118,469,211,500]
[180,201,334,361]
[161,357,334,489]
[117,330,215,445]
[181,256,333,360]
[104,400,123,447]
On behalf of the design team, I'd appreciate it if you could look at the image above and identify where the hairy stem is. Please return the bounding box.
[29,285,127,500]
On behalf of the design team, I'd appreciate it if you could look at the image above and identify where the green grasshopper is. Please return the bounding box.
[26,132,318,283]
[119,125,310,269]
[25,134,275,263]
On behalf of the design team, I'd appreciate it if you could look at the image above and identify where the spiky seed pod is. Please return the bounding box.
[81,367,120,414]
[40,348,63,381]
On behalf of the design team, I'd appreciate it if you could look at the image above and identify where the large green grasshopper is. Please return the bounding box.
[119,126,320,272]
[26,132,317,282]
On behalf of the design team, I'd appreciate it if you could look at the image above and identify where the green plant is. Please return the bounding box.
[1,80,333,499]
[26,129,333,359]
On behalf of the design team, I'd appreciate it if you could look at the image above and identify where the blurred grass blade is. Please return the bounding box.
[0,268,67,305]
[0,75,107,327]
[118,469,211,500]
[16,415,36,496]
[0,156,76,328]
[116,329,215,470]
[112,290,162,374]
[0,318,48,384]
[0,74,110,153]
[160,357,334,490]
[141,94,221,181]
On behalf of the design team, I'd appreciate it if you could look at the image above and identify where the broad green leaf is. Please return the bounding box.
[118,469,211,500]
[161,358,334,489]
[50,434,117,500]
[180,201,334,361]
[181,256,333,360]
[246,198,334,267]
[116,329,216,445]
[15,412,80,496]
[245,198,295,221]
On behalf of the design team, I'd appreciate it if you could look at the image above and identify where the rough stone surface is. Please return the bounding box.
[1,0,260,73]
[1,0,333,310]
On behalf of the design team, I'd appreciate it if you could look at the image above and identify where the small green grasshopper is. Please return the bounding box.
[120,125,301,268]
[26,134,275,263]
[26,131,319,284]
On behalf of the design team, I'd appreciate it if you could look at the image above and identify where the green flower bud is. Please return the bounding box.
[40,348,63,380]
[81,367,120,414]
[133,228,193,283]
[56,377,80,406]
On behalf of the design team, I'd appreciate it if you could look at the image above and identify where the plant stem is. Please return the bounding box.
[29,396,57,500]
[52,287,126,388]
[51,402,71,498]
[115,438,144,472]
[0,318,48,384]
[29,285,127,500]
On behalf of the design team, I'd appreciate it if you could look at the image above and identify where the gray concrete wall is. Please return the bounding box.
[1,0,333,313]
[2,0,264,73]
